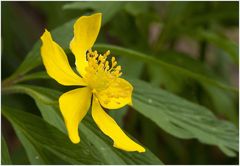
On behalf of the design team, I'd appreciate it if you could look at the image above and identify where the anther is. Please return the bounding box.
[116,66,121,71]
[105,61,109,67]
[111,57,115,62]
[105,50,110,56]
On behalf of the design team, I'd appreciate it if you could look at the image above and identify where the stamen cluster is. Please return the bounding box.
[84,49,122,91]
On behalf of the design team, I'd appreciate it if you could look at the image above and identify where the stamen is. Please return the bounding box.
[84,49,122,91]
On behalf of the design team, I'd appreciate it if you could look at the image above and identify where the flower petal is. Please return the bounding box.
[70,13,102,76]
[59,87,92,143]
[96,78,133,109]
[92,96,145,152]
[40,29,86,86]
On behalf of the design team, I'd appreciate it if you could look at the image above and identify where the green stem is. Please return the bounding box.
[2,75,23,89]
[2,72,49,91]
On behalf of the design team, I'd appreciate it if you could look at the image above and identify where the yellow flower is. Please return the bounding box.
[40,13,145,153]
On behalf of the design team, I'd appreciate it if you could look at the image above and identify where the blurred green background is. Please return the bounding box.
[1,1,239,164]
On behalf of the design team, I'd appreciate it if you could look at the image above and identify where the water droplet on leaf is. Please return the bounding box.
[148,98,153,103]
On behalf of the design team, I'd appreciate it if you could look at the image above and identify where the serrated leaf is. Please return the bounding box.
[13,110,85,165]
[131,79,238,157]
[1,136,12,165]
[4,85,163,164]
[147,50,237,122]
[2,106,102,164]
[13,128,50,164]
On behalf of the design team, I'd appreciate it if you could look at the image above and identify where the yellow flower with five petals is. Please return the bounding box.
[40,13,145,153]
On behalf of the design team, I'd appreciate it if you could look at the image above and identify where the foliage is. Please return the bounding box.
[1,1,239,164]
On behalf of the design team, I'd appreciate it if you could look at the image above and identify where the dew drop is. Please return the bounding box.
[148,98,153,103]
[100,147,105,151]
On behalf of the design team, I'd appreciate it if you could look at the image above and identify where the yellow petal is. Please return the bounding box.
[70,13,102,76]
[59,87,92,143]
[96,78,133,109]
[40,29,87,86]
[92,96,145,152]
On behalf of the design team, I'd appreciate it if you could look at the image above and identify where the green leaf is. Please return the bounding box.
[13,128,47,164]
[2,106,103,164]
[147,50,237,122]
[3,85,163,164]
[156,51,216,77]
[63,2,124,25]
[17,72,50,83]
[118,57,144,79]
[108,107,128,128]
[5,16,236,93]
[81,115,162,164]
[193,29,238,63]
[201,84,237,123]
[94,44,237,92]
[1,136,12,164]
[147,64,188,93]
[131,79,238,157]
[3,85,59,105]
[35,101,66,133]
[13,112,76,164]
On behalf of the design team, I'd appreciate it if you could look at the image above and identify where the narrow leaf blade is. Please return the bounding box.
[1,136,12,165]
[131,79,238,157]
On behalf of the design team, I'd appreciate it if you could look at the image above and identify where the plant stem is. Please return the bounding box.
[2,74,24,90]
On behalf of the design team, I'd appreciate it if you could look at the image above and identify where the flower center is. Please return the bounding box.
[83,49,122,92]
